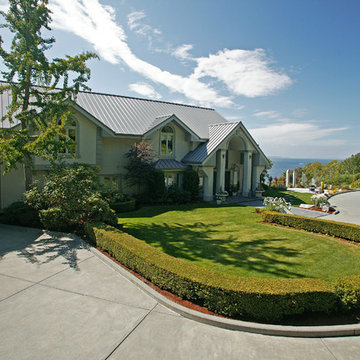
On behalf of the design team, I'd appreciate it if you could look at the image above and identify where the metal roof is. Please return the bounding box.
[182,122,239,164]
[154,159,188,170]
[75,92,227,138]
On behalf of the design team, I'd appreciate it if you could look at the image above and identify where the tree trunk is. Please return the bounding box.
[24,154,32,191]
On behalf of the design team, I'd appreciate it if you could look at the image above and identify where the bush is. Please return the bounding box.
[335,276,360,310]
[26,163,117,232]
[110,199,136,213]
[164,185,191,204]
[147,169,166,200]
[0,201,40,228]
[311,194,330,208]
[84,222,338,322]
[183,169,199,201]
[262,211,360,242]
[263,197,291,213]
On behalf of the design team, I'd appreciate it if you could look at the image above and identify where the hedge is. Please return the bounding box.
[262,211,360,243]
[84,222,341,322]
[110,199,136,213]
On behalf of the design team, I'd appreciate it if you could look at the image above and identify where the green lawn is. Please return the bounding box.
[264,188,313,206]
[118,204,360,281]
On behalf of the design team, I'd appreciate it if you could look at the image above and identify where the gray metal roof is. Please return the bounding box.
[182,122,239,164]
[154,159,188,170]
[75,92,227,138]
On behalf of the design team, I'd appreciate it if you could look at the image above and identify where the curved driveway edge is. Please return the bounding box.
[91,247,360,338]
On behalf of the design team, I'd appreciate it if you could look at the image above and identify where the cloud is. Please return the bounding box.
[193,49,292,97]
[49,0,291,108]
[249,121,347,156]
[129,82,162,99]
[292,108,308,118]
[127,10,161,39]
[253,110,281,119]
[0,0,8,11]
[172,44,194,60]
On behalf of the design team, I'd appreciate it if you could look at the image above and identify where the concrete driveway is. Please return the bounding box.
[1,224,360,360]
[324,191,360,225]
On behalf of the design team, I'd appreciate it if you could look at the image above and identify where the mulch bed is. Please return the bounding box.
[96,247,360,326]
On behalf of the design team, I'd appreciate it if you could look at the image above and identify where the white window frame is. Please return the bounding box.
[160,125,175,157]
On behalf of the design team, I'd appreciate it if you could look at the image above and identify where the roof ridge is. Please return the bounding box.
[209,121,238,127]
[79,89,215,111]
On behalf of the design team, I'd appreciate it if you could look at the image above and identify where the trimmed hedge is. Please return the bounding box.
[335,276,360,310]
[262,211,360,242]
[85,222,339,322]
[110,199,136,213]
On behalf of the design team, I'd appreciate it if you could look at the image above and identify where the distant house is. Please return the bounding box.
[0,90,270,209]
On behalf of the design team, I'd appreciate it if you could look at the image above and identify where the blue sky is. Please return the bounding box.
[1,0,359,159]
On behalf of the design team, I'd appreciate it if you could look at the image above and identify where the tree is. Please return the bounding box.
[0,0,97,189]
[124,140,156,193]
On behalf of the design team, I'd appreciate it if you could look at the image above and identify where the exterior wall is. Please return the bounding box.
[0,165,26,209]
[33,109,98,168]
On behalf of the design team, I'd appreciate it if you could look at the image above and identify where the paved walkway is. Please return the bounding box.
[1,224,360,360]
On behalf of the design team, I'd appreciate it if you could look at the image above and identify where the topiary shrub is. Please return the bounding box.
[0,201,40,228]
[26,163,117,232]
[183,169,199,201]
[84,222,338,322]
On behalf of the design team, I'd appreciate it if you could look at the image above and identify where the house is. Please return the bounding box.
[0,89,270,209]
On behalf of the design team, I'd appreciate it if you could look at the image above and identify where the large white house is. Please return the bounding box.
[0,90,270,209]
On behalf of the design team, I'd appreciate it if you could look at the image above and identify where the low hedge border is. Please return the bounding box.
[110,199,136,213]
[84,222,347,323]
[262,211,360,242]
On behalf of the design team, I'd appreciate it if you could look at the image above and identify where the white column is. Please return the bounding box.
[285,169,290,187]
[216,149,226,192]
[202,166,214,201]
[242,151,252,197]
[292,170,296,188]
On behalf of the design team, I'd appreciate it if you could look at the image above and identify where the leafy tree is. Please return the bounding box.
[0,0,97,189]
[124,140,156,192]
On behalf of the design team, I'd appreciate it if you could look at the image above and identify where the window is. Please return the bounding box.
[103,176,120,190]
[160,125,174,156]
[59,119,77,154]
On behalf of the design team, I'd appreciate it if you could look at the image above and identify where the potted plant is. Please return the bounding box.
[215,188,228,204]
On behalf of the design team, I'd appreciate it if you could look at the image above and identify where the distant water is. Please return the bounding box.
[268,157,336,178]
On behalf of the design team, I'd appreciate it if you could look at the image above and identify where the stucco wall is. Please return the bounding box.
[0,165,26,209]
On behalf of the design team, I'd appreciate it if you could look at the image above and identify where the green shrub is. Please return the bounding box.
[110,199,136,213]
[335,276,360,310]
[164,185,191,204]
[0,201,40,228]
[183,169,199,201]
[262,211,360,242]
[84,222,338,322]
[147,169,166,200]
[26,163,117,232]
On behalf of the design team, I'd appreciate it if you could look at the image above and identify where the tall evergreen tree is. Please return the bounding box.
[0,0,97,189]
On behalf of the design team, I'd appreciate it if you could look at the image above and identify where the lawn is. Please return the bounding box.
[118,204,360,281]
[263,188,313,206]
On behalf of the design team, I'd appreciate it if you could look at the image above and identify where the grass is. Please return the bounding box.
[263,188,313,206]
[118,204,360,281]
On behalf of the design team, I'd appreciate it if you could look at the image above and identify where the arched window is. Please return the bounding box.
[59,119,77,154]
[160,125,174,155]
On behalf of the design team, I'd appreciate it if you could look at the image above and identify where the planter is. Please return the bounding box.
[255,190,264,198]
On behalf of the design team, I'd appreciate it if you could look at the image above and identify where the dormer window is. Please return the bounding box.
[160,125,174,156]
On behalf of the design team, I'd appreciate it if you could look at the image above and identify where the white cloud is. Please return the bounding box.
[127,10,161,39]
[193,49,292,97]
[49,0,291,108]
[129,82,162,99]
[249,121,347,157]
[172,44,194,60]
[292,108,308,118]
[0,0,8,11]
[253,110,281,119]
[50,0,233,107]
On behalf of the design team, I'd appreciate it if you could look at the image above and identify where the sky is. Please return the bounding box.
[0,0,359,160]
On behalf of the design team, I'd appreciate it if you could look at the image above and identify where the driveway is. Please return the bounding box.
[1,224,360,360]
[324,191,360,225]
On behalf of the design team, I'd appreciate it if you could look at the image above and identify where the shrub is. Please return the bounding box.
[100,190,136,213]
[0,201,40,228]
[263,197,291,213]
[262,211,360,242]
[26,163,117,232]
[335,276,360,310]
[183,169,199,201]
[110,199,136,213]
[147,169,166,200]
[84,222,338,322]
[311,194,330,208]
[164,185,191,204]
